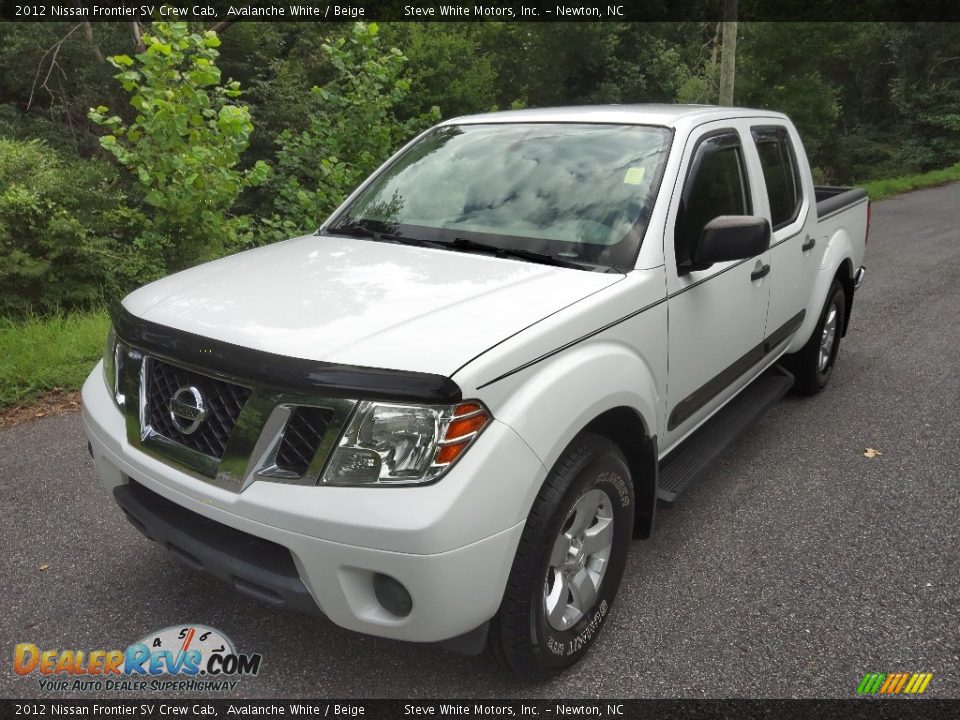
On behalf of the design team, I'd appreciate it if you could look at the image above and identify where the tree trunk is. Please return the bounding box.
[708,22,721,103]
[719,0,738,106]
[131,22,146,54]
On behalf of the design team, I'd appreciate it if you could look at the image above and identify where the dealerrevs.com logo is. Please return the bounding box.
[14,625,262,692]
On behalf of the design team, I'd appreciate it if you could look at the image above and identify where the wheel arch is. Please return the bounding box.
[834,258,855,337]
[582,407,658,539]
[789,228,856,353]
[478,340,663,540]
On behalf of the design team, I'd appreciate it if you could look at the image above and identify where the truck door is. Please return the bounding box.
[664,124,772,449]
[749,124,817,351]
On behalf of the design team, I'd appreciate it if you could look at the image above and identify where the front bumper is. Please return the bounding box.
[114,480,322,614]
[82,367,542,643]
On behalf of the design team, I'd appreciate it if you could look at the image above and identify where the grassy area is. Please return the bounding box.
[861,162,960,201]
[0,309,109,411]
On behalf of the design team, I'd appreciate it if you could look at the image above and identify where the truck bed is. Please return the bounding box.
[815,185,868,222]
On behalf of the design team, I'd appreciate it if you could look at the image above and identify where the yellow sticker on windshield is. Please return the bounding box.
[623,167,646,185]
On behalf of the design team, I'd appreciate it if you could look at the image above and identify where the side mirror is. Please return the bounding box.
[691,215,771,268]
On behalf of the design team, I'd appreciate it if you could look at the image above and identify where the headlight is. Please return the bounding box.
[321,400,491,486]
[102,326,123,407]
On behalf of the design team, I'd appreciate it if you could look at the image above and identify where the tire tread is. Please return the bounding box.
[785,280,845,396]
[487,433,625,677]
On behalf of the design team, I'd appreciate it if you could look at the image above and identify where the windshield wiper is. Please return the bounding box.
[327,224,615,272]
[325,223,445,249]
[447,237,604,272]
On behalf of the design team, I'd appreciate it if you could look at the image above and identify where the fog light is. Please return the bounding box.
[373,573,412,618]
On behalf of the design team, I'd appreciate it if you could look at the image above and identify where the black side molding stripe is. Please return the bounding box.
[764,310,806,353]
[667,237,795,300]
[475,256,805,393]
[667,310,806,431]
[112,306,462,404]
[448,272,631,380]
[668,344,765,431]
[476,296,669,390]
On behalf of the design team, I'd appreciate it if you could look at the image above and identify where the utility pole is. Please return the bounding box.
[718,0,738,106]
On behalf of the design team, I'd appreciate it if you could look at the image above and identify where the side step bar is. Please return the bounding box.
[657,365,795,502]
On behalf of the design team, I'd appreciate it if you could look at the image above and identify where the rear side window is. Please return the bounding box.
[675,132,751,267]
[752,126,802,230]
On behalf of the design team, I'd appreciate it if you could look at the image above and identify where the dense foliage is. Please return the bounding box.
[0,137,130,315]
[89,23,269,275]
[1,19,958,315]
[268,22,438,237]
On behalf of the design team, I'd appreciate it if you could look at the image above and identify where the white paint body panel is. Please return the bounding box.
[84,105,867,643]
[123,233,622,375]
[660,118,773,448]
[83,368,538,642]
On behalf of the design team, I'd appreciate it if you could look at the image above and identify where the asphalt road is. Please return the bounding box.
[2,184,959,699]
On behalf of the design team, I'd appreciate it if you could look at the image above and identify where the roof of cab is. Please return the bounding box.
[444,104,787,129]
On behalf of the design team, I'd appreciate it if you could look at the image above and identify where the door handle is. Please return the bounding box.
[802,236,816,252]
[751,264,771,281]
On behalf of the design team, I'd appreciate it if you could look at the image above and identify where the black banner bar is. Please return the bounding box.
[2,0,960,23]
[2,699,960,720]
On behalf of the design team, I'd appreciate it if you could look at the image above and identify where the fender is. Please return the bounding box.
[480,339,661,529]
[788,226,854,353]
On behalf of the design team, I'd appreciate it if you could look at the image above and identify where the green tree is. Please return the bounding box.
[886,23,960,172]
[735,23,845,176]
[89,22,268,276]
[0,22,130,154]
[379,23,498,118]
[268,22,438,235]
[0,138,132,315]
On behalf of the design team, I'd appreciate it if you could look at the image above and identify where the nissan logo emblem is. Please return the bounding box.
[169,386,206,435]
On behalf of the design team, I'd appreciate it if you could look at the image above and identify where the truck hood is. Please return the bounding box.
[123,234,623,376]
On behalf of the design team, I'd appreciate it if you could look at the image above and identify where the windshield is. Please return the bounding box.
[327,122,673,269]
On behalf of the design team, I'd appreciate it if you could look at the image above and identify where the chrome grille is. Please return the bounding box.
[274,406,335,476]
[144,358,251,459]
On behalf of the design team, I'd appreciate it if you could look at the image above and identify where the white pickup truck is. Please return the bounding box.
[83,105,868,676]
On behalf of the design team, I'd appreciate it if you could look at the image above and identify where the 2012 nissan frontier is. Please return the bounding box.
[83,105,869,676]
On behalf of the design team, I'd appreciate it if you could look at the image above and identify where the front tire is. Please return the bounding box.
[488,433,634,677]
[786,280,846,395]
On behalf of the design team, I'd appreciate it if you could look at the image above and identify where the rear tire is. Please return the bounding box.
[786,280,845,396]
[487,433,634,677]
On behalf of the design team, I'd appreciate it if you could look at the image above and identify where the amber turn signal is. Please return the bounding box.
[432,402,491,467]
[445,413,488,440]
[453,402,484,417]
[435,440,470,466]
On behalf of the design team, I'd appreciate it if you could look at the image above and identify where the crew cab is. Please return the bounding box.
[82,105,868,676]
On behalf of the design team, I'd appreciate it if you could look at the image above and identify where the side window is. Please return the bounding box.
[752,126,802,230]
[675,133,751,267]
